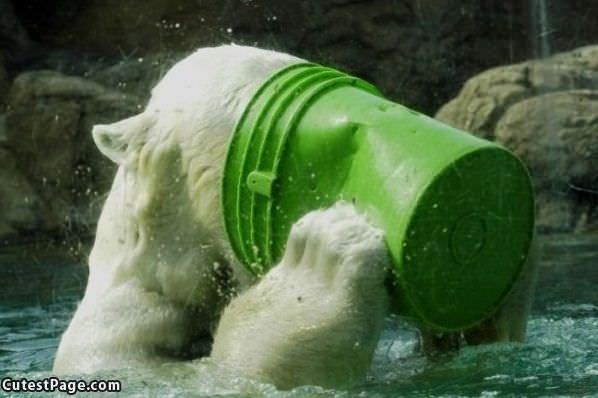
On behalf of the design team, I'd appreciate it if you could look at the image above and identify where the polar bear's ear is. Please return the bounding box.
[92,114,147,164]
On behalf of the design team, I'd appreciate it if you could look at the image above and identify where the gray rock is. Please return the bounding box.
[435,65,531,139]
[0,147,49,239]
[435,46,598,233]
[496,90,598,192]
[3,70,142,239]
[6,0,545,114]
[0,114,6,142]
[0,50,7,105]
[10,1,598,115]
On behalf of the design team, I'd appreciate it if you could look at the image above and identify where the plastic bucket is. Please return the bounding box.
[222,63,535,331]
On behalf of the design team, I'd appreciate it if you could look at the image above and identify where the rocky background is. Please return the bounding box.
[436,47,598,233]
[1,0,597,246]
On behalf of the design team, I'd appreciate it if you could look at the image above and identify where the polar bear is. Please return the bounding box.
[54,45,537,389]
[53,45,389,388]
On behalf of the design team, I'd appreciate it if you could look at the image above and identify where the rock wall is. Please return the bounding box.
[10,0,598,113]
[437,46,598,233]
[3,0,543,113]
[1,71,142,243]
[1,0,597,242]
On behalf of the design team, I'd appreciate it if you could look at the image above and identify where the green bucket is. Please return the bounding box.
[222,63,535,331]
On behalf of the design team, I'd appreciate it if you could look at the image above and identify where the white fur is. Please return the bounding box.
[211,203,389,389]
[53,45,390,388]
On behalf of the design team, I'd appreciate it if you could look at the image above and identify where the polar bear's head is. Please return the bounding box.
[86,46,301,310]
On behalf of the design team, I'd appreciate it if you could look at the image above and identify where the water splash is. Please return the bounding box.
[1,234,597,397]
[530,0,552,58]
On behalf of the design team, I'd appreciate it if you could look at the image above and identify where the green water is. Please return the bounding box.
[1,235,597,397]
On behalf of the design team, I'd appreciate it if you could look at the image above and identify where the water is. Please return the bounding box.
[1,235,597,397]
[530,0,552,58]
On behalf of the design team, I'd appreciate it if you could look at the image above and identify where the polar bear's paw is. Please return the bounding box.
[210,202,390,389]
